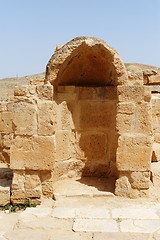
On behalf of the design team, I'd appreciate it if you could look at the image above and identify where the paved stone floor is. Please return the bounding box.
[1,199,160,240]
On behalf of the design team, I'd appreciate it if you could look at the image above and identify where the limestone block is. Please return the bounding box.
[11,170,25,191]
[0,112,12,133]
[117,102,135,133]
[40,171,53,197]
[115,176,132,197]
[56,86,77,101]
[0,179,11,206]
[37,100,56,136]
[14,86,29,97]
[56,101,75,130]
[57,86,76,93]
[10,136,55,170]
[134,102,152,135]
[2,133,14,148]
[36,84,53,100]
[24,171,41,190]
[54,159,85,179]
[117,134,152,171]
[130,171,150,189]
[78,87,117,100]
[117,86,151,103]
[13,102,37,135]
[75,132,107,162]
[55,130,75,161]
[148,74,160,84]
[79,101,116,130]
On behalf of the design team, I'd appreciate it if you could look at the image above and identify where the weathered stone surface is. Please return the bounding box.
[13,102,37,135]
[79,101,116,130]
[120,219,160,233]
[10,136,55,170]
[36,84,53,100]
[117,86,151,102]
[45,36,127,86]
[148,74,160,84]
[115,176,132,197]
[55,130,75,161]
[73,219,119,232]
[0,111,13,133]
[75,132,107,162]
[112,208,159,219]
[37,100,56,135]
[56,101,75,130]
[130,171,150,189]
[0,179,11,206]
[117,134,152,171]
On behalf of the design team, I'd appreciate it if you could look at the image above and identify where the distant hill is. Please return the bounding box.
[0,73,45,101]
[0,63,160,101]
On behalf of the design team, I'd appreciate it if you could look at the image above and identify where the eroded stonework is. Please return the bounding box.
[0,36,160,205]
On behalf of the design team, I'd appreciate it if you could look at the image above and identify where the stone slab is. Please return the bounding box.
[73,219,119,232]
[112,208,159,219]
[17,215,73,231]
[120,219,160,233]
[49,230,93,240]
[93,232,157,240]
[75,207,111,219]
[4,229,50,240]
[51,207,76,218]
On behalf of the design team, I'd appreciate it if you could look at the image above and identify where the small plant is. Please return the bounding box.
[0,198,36,213]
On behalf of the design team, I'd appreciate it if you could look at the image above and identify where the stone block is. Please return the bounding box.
[13,102,37,135]
[40,171,53,197]
[79,101,116,130]
[36,84,53,100]
[37,100,56,136]
[78,86,117,100]
[11,170,25,191]
[117,134,152,171]
[55,130,75,161]
[130,171,150,189]
[148,74,160,84]
[134,102,152,135]
[117,86,151,102]
[0,112,12,133]
[14,86,29,97]
[10,136,55,170]
[115,176,132,197]
[2,133,13,148]
[56,101,75,130]
[75,132,107,162]
[117,102,135,133]
[53,159,85,179]
[0,179,11,206]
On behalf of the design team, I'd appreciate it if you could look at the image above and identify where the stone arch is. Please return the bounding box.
[45,36,127,86]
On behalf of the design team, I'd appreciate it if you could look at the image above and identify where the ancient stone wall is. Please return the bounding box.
[0,36,160,205]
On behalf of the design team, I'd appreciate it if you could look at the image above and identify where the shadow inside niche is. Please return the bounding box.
[77,176,117,193]
[54,85,119,195]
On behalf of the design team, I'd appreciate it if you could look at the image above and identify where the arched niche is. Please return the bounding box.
[45,36,127,87]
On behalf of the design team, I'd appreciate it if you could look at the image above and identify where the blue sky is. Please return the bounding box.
[0,0,160,79]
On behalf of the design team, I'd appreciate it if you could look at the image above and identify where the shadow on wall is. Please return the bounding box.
[54,86,119,179]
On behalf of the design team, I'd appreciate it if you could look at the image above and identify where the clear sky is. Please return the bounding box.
[0,0,160,79]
